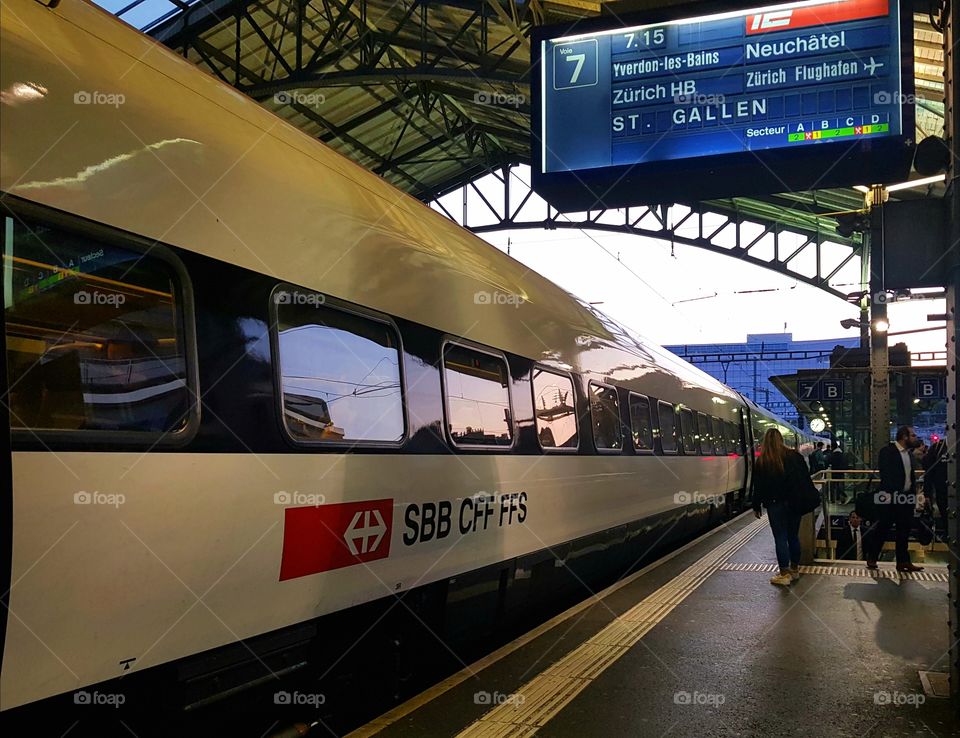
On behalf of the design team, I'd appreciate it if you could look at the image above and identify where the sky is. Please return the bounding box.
[435,167,948,358]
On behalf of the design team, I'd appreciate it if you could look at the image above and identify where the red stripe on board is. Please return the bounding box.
[746,0,889,35]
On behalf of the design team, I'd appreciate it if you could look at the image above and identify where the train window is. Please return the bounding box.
[3,215,192,436]
[697,413,714,456]
[629,393,653,452]
[751,414,765,453]
[275,293,404,444]
[697,412,711,455]
[657,401,678,454]
[589,383,622,451]
[727,420,740,455]
[713,416,726,455]
[442,342,512,447]
[679,408,698,454]
[532,367,578,450]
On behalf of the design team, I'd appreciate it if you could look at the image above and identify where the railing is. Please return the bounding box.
[811,468,930,561]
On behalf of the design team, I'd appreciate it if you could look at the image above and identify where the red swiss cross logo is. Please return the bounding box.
[279,499,393,581]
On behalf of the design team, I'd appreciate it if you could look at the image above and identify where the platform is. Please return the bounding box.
[351,513,958,738]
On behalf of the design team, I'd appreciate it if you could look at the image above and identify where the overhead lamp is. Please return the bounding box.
[853,174,945,194]
[873,318,890,333]
[886,174,946,192]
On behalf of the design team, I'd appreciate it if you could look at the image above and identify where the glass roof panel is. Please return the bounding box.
[93,0,198,32]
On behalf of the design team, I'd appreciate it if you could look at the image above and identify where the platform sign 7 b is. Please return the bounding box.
[552,38,598,90]
[916,376,945,401]
[821,380,844,402]
[797,380,819,401]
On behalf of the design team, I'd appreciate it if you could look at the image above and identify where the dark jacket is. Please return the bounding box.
[877,442,915,500]
[828,449,847,470]
[923,440,948,489]
[752,449,808,512]
[834,523,868,560]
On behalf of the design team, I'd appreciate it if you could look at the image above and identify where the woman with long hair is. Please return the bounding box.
[752,428,809,586]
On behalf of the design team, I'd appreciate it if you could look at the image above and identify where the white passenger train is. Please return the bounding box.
[0,0,815,727]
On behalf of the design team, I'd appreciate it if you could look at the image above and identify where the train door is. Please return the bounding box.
[0,213,11,684]
[739,402,755,507]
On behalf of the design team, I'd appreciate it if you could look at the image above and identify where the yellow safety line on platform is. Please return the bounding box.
[718,561,949,582]
[455,518,768,737]
[349,512,759,738]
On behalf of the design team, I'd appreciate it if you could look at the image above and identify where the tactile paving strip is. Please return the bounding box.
[717,561,948,582]
[455,518,768,737]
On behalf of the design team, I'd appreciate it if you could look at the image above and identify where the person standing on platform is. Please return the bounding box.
[923,431,949,538]
[752,428,809,586]
[811,442,827,474]
[829,442,849,503]
[867,425,924,572]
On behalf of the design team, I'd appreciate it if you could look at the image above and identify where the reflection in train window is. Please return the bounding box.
[532,367,578,450]
[590,383,621,451]
[679,408,698,454]
[751,413,765,453]
[733,418,745,454]
[275,296,404,443]
[657,401,678,453]
[629,393,653,451]
[443,343,512,447]
[2,215,190,434]
[713,417,726,455]
[729,421,741,454]
[698,413,712,455]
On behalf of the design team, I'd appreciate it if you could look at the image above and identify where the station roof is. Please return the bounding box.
[98,0,946,238]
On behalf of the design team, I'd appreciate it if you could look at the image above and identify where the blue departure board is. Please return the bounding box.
[532,0,915,207]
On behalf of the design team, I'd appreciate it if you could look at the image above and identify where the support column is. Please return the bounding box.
[944,0,960,699]
[869,189,889,464]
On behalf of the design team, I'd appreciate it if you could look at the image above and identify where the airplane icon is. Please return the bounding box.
[864,57,885,76]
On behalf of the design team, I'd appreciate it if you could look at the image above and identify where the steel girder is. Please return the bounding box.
[150,0,540,200]
[431,163,865,300]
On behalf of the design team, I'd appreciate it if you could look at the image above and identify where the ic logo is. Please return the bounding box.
[748,10,793,32]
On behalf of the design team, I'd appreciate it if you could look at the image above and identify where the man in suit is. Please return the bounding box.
[867,425,924,572]
[834,511,867,561]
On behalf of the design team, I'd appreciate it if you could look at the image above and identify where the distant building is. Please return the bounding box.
[664,333,859,427]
